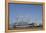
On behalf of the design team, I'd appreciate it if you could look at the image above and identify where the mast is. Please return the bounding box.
[34,8,38,26]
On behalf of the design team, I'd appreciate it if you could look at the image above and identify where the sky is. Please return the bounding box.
[9,3,43,26]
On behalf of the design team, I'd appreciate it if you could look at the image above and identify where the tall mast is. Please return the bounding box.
[34,7,37,26]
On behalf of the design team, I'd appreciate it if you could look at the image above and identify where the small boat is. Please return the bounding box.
[16,25,32,27]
